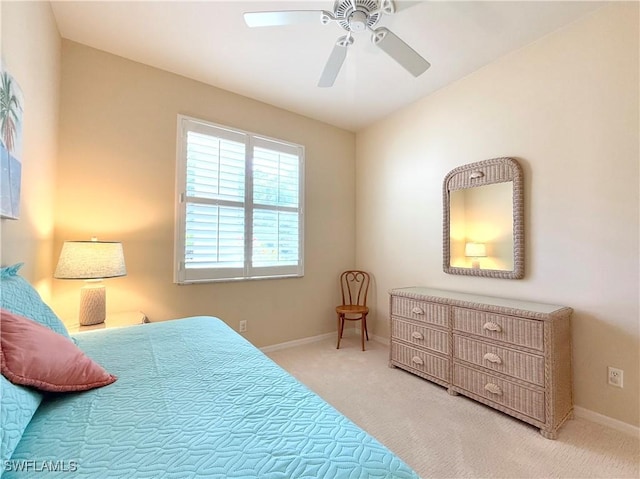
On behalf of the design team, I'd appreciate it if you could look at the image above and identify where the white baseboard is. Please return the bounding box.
[262,328,386,353]
[260,332,335,353]
[573,406,639,437]
[372,334,389,345]
[354,326,389,345]
[262,331,639,437]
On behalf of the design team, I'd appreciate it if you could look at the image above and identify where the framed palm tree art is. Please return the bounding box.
[1,61,24,220]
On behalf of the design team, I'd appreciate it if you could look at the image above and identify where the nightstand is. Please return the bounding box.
[67,311,148,333]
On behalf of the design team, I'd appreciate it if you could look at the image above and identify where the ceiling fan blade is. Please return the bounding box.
[372,27,430,77]
[244,10,328,28]
[318,37,352,88]
[394,1,423,13]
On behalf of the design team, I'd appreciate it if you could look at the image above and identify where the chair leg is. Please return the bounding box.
[363,314,369,341]
[336,313,343,349]
[361,318,365,351]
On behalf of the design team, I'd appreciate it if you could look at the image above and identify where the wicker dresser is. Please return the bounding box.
[389,287,573,439]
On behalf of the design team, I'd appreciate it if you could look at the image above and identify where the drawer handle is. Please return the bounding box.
[411,331,424,340]
[411,307,424,315]
[484,383,503,395]
[411,356,424,366]
[483,321,502,333]
[483,353,502,364]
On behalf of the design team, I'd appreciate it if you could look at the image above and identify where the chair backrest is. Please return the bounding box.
[339,270,370,307]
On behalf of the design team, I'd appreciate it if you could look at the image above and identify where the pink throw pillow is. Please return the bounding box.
[0,308,116,392]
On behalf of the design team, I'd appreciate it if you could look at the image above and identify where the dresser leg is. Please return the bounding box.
[447,388,459,396]
[539,428,558,440]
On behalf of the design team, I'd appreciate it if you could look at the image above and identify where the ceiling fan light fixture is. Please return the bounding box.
[348,10,369,32]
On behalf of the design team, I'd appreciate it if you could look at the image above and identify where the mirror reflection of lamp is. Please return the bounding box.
[465,242,486,269]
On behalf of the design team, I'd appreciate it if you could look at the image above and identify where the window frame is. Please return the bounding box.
[174,115,305,284]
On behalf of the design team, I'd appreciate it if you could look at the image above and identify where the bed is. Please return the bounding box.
[0,266,419,478]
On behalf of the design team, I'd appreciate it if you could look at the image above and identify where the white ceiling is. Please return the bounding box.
[50,1,604,131]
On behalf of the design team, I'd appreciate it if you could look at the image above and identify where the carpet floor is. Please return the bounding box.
[267,332,639,479]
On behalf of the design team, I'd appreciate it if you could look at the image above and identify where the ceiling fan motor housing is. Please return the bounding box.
[334,0,381,32]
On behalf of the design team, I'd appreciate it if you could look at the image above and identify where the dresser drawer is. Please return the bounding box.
[391,297,448,327]
[454,335,544,386]
[453,307,544,351]
[453,363,545,422]
[391,341,449,382]
[392,318,449,354]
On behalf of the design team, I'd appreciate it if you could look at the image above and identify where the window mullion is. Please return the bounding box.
[245,137,254,277]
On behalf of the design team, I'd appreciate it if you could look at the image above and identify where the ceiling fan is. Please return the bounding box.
[244,0,430,87]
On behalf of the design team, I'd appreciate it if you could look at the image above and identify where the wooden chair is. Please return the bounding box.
[336,270,370,351]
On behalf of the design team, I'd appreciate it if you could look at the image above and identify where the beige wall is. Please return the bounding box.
[0,1,60,300]
[356,3,639,427]
[53,41,356,347]
[3,0,636,428]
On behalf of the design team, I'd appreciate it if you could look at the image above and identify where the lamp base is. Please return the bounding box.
[79,283,106,326]
[471,260,481,269]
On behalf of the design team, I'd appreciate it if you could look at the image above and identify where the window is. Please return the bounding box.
[174,115,304,283]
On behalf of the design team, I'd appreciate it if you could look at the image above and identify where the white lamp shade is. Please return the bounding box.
[465,242,487,258]
[54,240,127,279]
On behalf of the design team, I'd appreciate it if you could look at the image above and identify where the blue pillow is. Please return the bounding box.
[0,263,69,473]
[0,377,42,473]
[0,263,70,338]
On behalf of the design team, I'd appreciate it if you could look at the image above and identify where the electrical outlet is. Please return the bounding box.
[607,366,623,388]
[239,320,247,333]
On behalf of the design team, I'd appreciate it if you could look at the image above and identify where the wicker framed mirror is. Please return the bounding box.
[443,157,524,279]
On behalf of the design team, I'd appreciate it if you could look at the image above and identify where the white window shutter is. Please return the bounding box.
[175,116,304,283]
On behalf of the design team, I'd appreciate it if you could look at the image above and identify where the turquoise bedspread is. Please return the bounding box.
[6,317,419,478]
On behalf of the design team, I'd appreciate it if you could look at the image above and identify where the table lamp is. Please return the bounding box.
[465,242,486,269]
[54,237,127,326]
